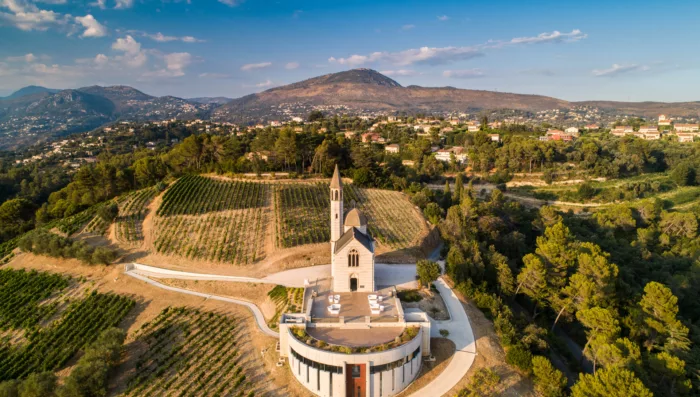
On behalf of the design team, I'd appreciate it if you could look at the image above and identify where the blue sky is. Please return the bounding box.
[1,0,698,102]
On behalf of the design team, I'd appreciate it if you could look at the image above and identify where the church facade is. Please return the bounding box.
[329,165,375,293]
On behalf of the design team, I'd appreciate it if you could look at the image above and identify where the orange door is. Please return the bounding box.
[346,364,365,397]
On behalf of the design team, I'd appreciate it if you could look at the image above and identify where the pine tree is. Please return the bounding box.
[636,281,690,354]
[531,356,567,397]
[577,307,620,371]
[570,367,652,397]
[516,254,548,316]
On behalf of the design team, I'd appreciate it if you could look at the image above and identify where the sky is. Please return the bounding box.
[1,0,699,102]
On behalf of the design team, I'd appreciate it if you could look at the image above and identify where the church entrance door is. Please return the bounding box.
[350,277,358,292]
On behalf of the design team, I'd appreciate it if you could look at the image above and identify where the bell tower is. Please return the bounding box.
[330,165,343,268]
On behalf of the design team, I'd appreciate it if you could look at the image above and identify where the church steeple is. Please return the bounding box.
[330,165,343,244]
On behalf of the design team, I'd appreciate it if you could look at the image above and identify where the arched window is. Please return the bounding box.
[348,249,359,267]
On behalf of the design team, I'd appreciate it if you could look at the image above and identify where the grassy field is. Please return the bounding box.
[508,173,674,204]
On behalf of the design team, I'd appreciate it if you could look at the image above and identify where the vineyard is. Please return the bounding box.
[115,187,159,244]
[123,307,258,397]
[275,183,330,248]
[0,269,70,331]
[147,175,426,265]
[153,175,269,265]
[343,185,425,248]
[0,268,135,381]
[275,182,425,249]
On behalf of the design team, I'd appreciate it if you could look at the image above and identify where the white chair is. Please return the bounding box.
[327,304,341,315]
[368,294,378,301]
[370,305,384,315]
[328,295,334,303]
[369,302,381,309]
[333,295,340,304]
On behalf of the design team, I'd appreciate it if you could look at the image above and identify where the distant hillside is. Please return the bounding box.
[212,69,570,122]
[0,86,215,150]
[188,97,232,105]
[574,100,700,118]
[3,85,60,100]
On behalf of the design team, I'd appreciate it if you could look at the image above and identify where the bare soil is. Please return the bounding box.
[156,278,278,321]
[402,338,456,395]
[401,288,450,321]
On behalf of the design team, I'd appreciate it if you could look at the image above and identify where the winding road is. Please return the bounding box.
[123,262,476,397]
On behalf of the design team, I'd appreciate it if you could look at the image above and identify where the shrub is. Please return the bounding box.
[458,368,500,397]
[439,329,450,337]
[398,290,423,302]
[506,344,533,374]
[416,260,441,286]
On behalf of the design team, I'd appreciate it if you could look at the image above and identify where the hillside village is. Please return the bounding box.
[10,109,700,172]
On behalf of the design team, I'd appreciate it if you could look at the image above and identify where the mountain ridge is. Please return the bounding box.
[2,69,700,149]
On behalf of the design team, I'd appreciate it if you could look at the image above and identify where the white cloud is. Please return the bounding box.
[380,69,419,77]
[112,35,140,53]
[401,24,415,31]
[330,46,483,67]
[75,14,107,38]
[112,35,147,67]
[329,29,586,67]
[241,62,272,71]
[89,0,106,9]
[94,53,109,67]
[592,63,649,77]
[114,0,133,9]
[0,0,69,31]
[142,32,204,43]
[218,0,242,6]
[285,62,299,70]
[292,9,302,18]
[255,79,273,87]
[437,15,449,21]
[163,52,191,76]
[6,53,37,62]
[443,69,485,78]
[507,29,587,45]
[199,72,230,79]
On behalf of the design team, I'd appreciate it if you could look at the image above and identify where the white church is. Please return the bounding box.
[329,165,375,293]
[278,165,432,397]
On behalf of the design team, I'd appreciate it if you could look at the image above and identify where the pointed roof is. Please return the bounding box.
[330,165,342,189]
[334,227,373,254]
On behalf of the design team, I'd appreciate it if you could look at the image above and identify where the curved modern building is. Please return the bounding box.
[278,166,432,397]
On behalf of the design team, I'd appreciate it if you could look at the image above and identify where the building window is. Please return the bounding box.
[352,365,361,378]
[348,249,359,267]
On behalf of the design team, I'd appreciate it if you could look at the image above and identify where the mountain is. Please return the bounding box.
[2,85,60,100]
[212,69,700,122]
[212,68,570,122]
[0,86,215,150]
[188,97,232,105]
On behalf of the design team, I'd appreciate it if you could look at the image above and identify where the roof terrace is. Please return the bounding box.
[305,279,402,323]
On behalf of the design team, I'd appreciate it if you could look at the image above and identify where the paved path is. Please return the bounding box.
[127,262,420,289]
[413,277,476,397]
[124,262,476,397]
[124,269,279,338]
